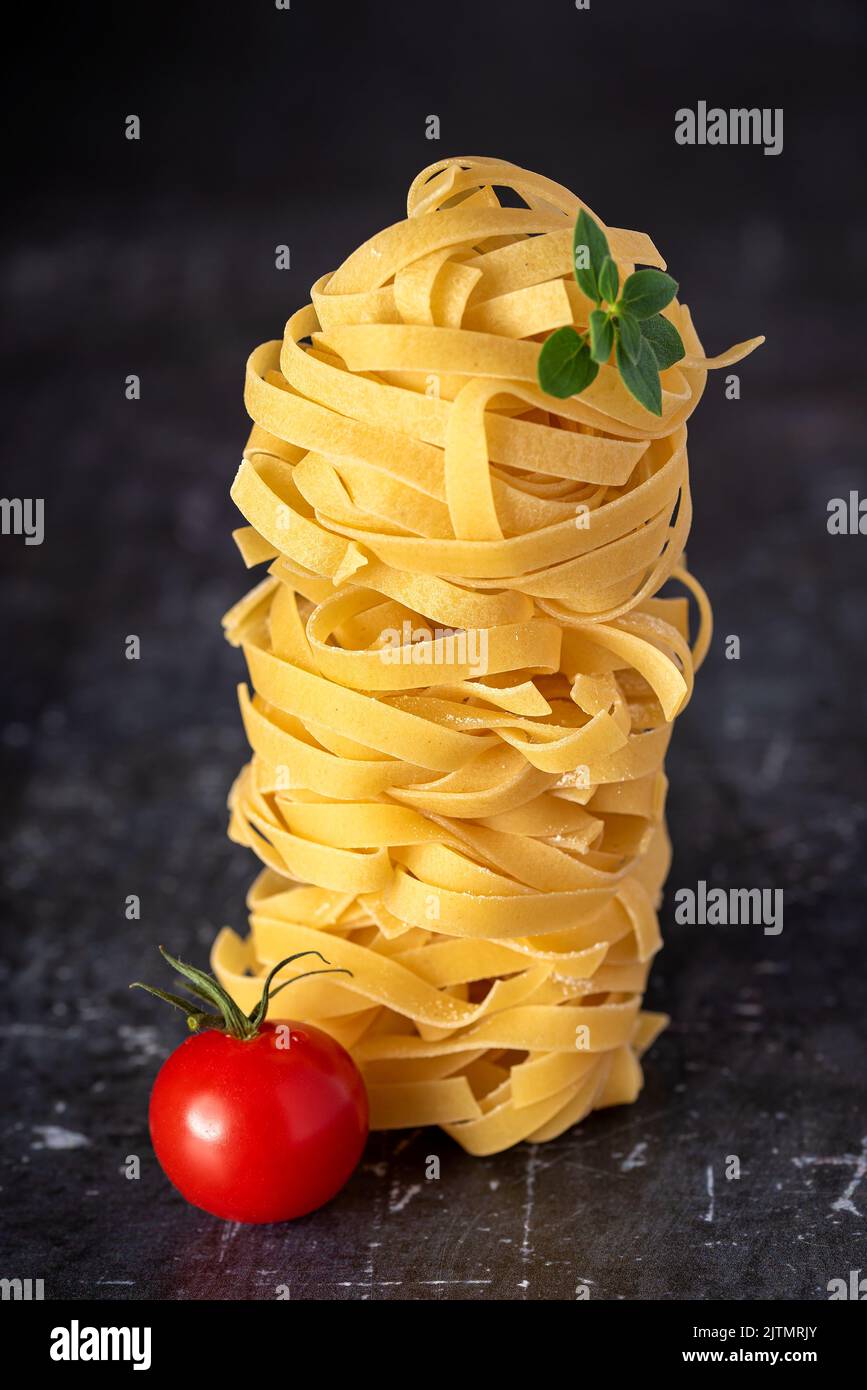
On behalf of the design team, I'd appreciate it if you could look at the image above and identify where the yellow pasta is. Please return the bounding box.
[211,156,763,1155]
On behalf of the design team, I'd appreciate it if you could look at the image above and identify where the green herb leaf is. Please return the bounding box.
[597,255,619,305]
[537,326,599,398]
[572,210,611,302]
[616,333,662,415]
[620,269,679,320]
[616,310,642,364]
[639,313,686,370]
[588,309,614,365]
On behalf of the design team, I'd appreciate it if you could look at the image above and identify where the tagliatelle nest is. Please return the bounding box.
[211,156,761,1155]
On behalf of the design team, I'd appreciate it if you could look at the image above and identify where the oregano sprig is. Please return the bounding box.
[537,207,685,415]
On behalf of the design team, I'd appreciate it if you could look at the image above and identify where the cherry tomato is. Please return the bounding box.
[148,1021,368,1224]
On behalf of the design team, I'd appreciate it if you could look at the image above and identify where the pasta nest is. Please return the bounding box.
[212,156,760,1155]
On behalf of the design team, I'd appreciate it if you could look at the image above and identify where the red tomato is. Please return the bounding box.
[148,1021,368,1224]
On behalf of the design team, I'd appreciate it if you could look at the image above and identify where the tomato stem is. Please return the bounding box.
[131,946,352,1040]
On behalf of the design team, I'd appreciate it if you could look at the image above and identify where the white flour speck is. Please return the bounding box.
[32,1125,89,1151]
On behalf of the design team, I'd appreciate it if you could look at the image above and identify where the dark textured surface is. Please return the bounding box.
[2,0,865,1300]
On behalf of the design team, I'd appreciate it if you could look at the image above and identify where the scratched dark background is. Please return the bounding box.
[1,0,865,1301]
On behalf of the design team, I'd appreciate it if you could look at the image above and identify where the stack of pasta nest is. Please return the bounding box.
[212,156,743,1155]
